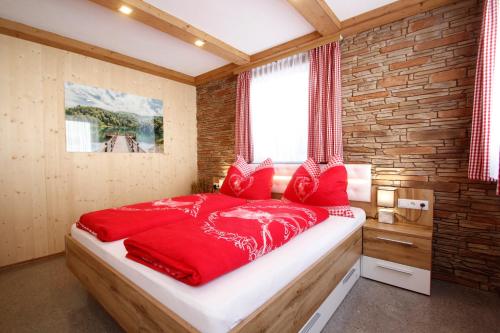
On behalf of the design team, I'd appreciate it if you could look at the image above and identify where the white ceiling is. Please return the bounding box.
[326,0,397,21]
[0,0,399,78]
[0,0,228,76]
[145,0,316,55]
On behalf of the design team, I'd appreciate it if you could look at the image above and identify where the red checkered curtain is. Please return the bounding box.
[235,71,253,162]
[307,41,343,163]
[469,0,500,194]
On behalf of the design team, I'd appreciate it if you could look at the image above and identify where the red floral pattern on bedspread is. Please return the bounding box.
[77,193,246,241]
[124,200,329,286]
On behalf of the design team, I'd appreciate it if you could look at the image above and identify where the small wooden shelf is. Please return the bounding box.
[364,219,433,240]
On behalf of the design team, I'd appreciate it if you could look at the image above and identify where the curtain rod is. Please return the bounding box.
[233,33,343,75]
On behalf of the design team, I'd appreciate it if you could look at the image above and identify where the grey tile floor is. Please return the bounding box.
[1,255,499,333]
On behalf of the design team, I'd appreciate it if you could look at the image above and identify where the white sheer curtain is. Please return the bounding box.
[250,53,309,163]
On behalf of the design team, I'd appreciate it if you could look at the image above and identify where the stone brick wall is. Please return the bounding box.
[197,76,237,181]
[196,0,500,292]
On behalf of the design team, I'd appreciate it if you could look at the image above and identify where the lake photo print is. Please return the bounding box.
[64,82,164,153]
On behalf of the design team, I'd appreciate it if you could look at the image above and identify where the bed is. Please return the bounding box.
[65,164,372,333]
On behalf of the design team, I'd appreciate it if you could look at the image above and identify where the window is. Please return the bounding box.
[250,53,309,163]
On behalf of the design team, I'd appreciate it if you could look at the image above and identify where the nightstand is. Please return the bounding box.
[361,218,433,295]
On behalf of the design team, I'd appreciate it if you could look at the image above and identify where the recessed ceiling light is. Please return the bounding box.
[194,39,205,47]
[119,5,133,15]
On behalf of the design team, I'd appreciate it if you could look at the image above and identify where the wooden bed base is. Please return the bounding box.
[65,228,362,333]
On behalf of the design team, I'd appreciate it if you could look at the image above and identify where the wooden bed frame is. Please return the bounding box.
[65,226,362,333]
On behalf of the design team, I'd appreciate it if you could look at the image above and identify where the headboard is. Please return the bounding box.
[271,164,372,202]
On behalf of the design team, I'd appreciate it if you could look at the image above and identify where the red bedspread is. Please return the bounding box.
[124,200,329,286]
[77,193,246,241]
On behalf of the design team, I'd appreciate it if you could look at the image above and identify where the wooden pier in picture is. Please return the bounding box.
[103,133,145,153]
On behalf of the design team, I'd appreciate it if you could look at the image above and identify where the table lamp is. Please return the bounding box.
[377,186,396,224]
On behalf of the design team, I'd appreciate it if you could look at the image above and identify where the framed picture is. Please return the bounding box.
[64,82,164,153]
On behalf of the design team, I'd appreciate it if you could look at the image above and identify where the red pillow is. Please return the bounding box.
[282,156,354,218]
[220,156,274,200]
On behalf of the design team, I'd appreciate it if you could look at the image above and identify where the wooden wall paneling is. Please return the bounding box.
[57,50,83,248]
[40,46,54,253]
[40,44,62,255]
[9,39,29,262]
[1,38,23,265]
[14,39,47,263]
[0,35,198,267]
[0,36,12,264]
[29,76,49,258]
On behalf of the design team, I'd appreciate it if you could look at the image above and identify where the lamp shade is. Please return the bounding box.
[377,187,396,208]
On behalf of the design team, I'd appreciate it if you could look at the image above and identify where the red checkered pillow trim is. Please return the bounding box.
[303,157,321,178]
[326,155,344,168]
[325,205,354,218]
[233,155,273,177]
[281,199,353,218]
[316,155,345,176]
[233,155,254,177]
[255,158,274,171]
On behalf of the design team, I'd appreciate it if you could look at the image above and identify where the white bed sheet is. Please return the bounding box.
[71,207,366,333]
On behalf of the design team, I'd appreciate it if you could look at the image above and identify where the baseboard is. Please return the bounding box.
[0,251,65,272]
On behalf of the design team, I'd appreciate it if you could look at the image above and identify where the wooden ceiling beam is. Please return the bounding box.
[195,63,239,86]
[287,0,341,36]
[0,17,195,85]
[195,0,459,86]
[89,0,250,65]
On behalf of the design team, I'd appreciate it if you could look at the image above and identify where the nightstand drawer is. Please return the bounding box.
[363,229,431,270]
[361,256,430,295]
